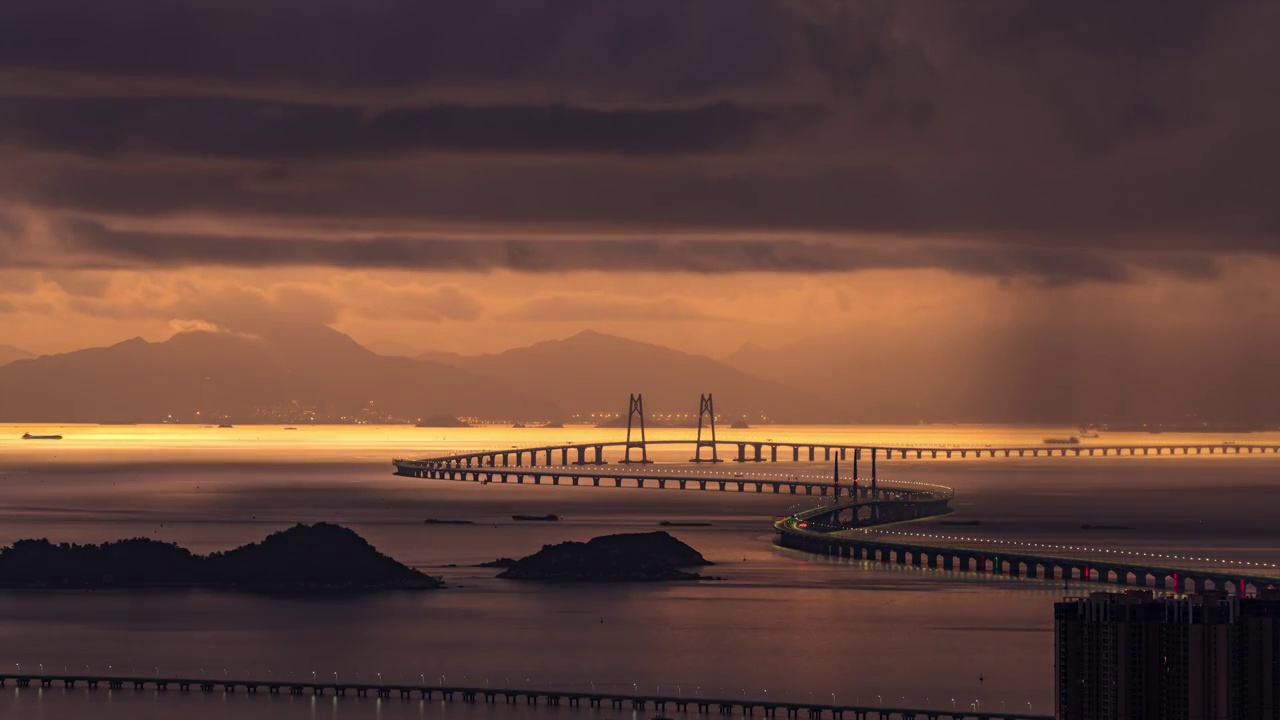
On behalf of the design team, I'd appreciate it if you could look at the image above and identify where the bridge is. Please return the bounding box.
[0,672,1049,720]
[394,438,1280,477]
[395,430,1280,594]
[394,462,927,498]
[776,501,1280,596]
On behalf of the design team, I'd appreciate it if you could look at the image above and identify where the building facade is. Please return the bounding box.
[1056,590,1280,720]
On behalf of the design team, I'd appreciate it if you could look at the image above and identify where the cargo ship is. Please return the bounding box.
[1043,436,1080,445]
[21,432,63,440]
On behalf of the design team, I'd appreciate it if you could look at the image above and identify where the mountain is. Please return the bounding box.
[0,324,557,423]
[425,330,833,422]
[0,344,35,367]
[0,523,441,590]
[496,531,711,582]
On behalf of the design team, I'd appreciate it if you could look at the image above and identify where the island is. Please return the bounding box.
[495,531,712,582]
[0,523,443,591]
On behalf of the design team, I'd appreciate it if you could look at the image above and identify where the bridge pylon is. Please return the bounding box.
[690,393,722,463]
[620,393,652,464]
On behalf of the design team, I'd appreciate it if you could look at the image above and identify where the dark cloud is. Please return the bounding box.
[0,97,810,159]
[0,0,795,102]
[0,0,1275,272]
[0,213,1215,284]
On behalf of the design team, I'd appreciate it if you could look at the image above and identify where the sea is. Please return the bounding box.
[2,423,1279,719]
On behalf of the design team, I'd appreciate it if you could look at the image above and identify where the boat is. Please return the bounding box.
[512,514,560,522]
[283,427,298,430]
[1043,436,1080,445]
[659,521,712,527]
[21,432,63,440]
[217,423,234,428]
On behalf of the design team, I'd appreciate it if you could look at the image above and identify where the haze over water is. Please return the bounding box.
[3,424,1279,719]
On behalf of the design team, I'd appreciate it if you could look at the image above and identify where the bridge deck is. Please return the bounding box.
[399,438,1280,468]
[0,674,1049,720]
[394,440,1279,595]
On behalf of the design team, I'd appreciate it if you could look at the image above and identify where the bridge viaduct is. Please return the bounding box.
[778,501,1278,596]
[0,673,1049,720]
[395,438,1280,476]
[395,437,1280,595]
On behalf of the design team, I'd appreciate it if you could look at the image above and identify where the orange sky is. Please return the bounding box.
[3,257,1277,360]
[0,0,1277,375]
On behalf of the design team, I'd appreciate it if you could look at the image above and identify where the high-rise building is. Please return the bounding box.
[1055,590,1280,720]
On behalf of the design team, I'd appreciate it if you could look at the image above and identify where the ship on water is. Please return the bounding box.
[21,432,63,440]
[1043,436,1080,445]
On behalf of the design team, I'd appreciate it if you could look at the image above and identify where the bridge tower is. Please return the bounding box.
[691,393,722,463]
[621,393,652,464]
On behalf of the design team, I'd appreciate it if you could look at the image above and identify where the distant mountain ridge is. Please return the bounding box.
[0,326,824,424]
[0,344,35,367]
[0,324,555,423]
[422,329,834,422]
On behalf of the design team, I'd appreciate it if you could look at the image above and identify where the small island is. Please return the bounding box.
[0,523,442,592]
[496,531,712,582]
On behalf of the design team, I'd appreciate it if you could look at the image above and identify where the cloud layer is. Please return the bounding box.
[0,0,1274,283]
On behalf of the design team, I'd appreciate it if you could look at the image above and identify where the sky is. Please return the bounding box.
[1,0,1278,364]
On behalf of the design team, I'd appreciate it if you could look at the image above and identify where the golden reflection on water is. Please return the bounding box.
[2,423,1276,464]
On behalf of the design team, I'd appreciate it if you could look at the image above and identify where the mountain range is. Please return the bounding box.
[422,330,828,422]
[0,345,35,367]
[0,326,822,423]
[3,322,1275,425]
[0,325,554,423]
